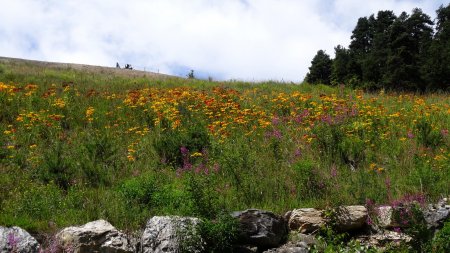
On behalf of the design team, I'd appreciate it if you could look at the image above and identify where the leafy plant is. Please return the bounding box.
[432,220,450,252]
[196,213,239,253]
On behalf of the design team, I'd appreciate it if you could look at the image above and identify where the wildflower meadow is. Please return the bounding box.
[0,61,449,234]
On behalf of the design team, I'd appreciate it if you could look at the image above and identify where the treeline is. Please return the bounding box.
[306,4,450,91]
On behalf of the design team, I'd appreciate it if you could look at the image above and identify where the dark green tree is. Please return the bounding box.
[363,11,396,85]
[349,17,373,82]
[331,45,353,85]
[305,50,332,85]
[384,9,433,90]
[422,4,450,90]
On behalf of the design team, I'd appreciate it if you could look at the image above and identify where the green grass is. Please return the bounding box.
[0,60,449,235]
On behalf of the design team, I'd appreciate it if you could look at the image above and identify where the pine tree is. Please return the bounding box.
[422,4,450,90]
[305,50,332,85]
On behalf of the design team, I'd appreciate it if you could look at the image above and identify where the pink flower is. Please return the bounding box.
[407,131,414,139]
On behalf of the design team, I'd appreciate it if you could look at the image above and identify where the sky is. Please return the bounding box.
[0,0,445,82]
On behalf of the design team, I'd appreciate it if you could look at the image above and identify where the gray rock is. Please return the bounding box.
[357,230,412,248]
[232,209,288,249]
[0,226,40,253]
[288,208,324,234]
[334,205,368,231]
[262,244,309,253]
[424,199,450,229]
[287,232,317,247]
[56,219,134,253]
[261,232,314,253]
[140,216,203,253]
[376,206,409,228]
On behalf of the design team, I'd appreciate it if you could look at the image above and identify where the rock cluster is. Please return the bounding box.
[56,219,134,253]
[0,226,40,253]
[0,198,448,252]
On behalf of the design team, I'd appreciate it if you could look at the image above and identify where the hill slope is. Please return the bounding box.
[0,56,175,80]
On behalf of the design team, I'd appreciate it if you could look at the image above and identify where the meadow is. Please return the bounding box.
[0,60,449,234]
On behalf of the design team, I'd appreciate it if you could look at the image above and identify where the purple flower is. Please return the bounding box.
[321,115,333,125]
[330,164,337,178]
[393,227,401,233]
[7,232,19,250]
[213,163,220,173]
[180,146,189,155]
[272,116,280,125]
[272,130,282,139]
[407,131,414,139]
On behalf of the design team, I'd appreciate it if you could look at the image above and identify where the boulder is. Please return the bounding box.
[357,230,412,248]
[376,206,408,228]
[261,232,316,253]
[140,216,203,253]
[334,205,368,231]
[56,219,134,253]
[261,242,309,253]
[232,209,288,249]
[0,226,40,253]
[423,199,450,229]
[288,208,324,234]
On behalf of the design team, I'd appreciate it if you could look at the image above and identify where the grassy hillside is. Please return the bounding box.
[0,58,449,233]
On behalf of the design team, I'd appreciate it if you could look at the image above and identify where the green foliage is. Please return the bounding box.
[196,213,239,253]
[185,172,221,219]
[293,159,326,201]
[334,4,450,91]
[306,50,332,85]
[415,118,444,149]
[39,140,74,191]
[432,220,450,252]
[119,174,157,207]
[401,204,433,252]
[0,58,449,237]
[154,123,210,167]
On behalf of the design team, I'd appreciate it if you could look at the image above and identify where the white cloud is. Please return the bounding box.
[0,0,445,81]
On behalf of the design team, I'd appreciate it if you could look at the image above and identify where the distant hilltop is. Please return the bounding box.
[0,56,176,79]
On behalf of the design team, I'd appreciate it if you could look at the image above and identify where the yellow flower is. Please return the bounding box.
[190,152,203,157]
[86,107,95,122]
[29,144,37,149]
[7,145,15,149]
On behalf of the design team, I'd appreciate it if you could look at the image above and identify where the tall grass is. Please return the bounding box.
[0,60,449,233]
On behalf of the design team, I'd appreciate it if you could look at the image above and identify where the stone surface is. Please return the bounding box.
[376,206,409,228]
[0,226,40,253]
[262,242,309,253]
[357,230,412,247]
[261,232,316,253]
[140,216,203,253]
[232,209,288,249]
[56,219,134,253]
[424,199,450,229]
[288,208,324,234]
[334,205,368,232]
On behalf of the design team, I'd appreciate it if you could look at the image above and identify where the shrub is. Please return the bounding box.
[154,123,210,167]
[431,220,450,252]
[39,140,74,191]
[415,118,444,149]
[197,213,239,253]
[119,174,157,207]
[293,159,326,201]
[185,172,221,219]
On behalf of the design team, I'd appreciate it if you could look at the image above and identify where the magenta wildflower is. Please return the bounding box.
[407,131,414,139]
